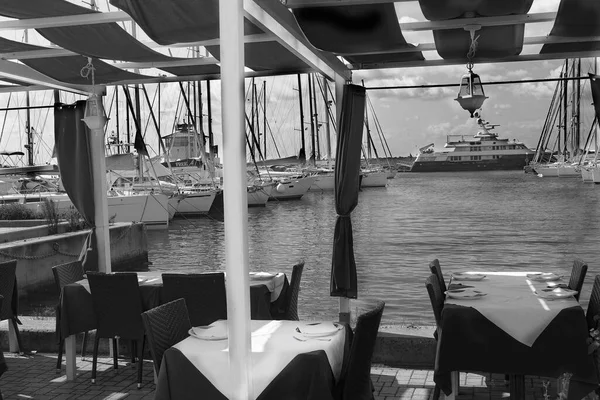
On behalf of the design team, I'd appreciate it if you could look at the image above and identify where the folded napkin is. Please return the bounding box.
[526,273,562,282]
[296,322,341,337]
[451,272,486,281]
[250,272,276,280]
[189,320,228,340]
[448,283,474,290]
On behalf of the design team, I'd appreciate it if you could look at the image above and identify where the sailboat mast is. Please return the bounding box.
[251,78,256,156]
[563,59,568,158]
[576,58,581,153]
[297,74,306,156]
[24,29,33,166]
[311,74,320,160]
[323,76,332,163]
[263,81,267,160]
[362,80,372,160]
[308,74,316,164]
[207,80,214,159]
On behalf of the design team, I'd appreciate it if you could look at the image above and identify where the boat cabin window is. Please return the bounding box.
[450,156,461,161]
[470,156,481,161]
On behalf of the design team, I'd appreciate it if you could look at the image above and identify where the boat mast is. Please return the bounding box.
[311,74,321,161]
[251,78,256,157]
[24,29,33,166]
[207,80,214,160]
[323,76,332,165]
[575,58,581,155]
[563,59,568,159]
[297,74,306,159]
[308,74,316,165]
[263,81,267,160]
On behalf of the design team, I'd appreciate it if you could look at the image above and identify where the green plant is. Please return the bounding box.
[60,207,90,232]
[41,198,60,235]
[0,203,37,220]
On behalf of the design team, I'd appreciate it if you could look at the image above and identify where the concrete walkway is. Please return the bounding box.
[0,352,557,400]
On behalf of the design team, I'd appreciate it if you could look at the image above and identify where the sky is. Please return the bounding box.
[0,0,597,165]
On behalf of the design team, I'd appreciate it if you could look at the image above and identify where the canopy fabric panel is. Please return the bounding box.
[417,0,534,20]
[0,36,146,84]
[160,65,221,77]
[23,56,144,85]
[417,0,532,59]
[0,0,180,63]
[291,3,424,63]
[591,74,600,127]
[540,0,600,54]
[110,0,315,71]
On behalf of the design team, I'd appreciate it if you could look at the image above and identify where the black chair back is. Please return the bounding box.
[162,272,227,326]
[426,274,444,328]
[586,275,600,330]
[429,259,447,294]
[0,260,17,321]
[87,272,144,340]
[342,301,385,400]
[142,298,192,373]
[568,259,588,301]
[284,262,305,321]
[52,260,84,294]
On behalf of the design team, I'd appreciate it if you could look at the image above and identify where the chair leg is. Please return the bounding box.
[56,339,64,371]
[11,318,24,354]
[81,332,88,360]
[137,336,145,389]
[112,338,119,370]
[131,340,136,365]
[91,335,100,383]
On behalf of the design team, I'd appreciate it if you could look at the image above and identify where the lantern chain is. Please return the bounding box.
[80,57,96,87]
[466,29,480,71]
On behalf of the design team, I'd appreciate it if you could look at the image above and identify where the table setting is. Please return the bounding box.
[435,270,597,400]
[154,319,350,400]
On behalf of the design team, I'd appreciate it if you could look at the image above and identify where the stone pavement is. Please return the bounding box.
[0,352,558,400]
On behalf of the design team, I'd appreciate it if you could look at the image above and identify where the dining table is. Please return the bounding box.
[435,271,598,400]
[59,271,289,380]
[154,319,351,400]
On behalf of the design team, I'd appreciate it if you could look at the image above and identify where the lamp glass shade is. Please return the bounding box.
[455,70,488,117]
[82,94,107,130]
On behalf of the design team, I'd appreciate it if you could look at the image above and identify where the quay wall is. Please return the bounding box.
[0,222,148,299]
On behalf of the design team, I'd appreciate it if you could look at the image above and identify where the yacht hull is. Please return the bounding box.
[411,155,528,172]
[248,184,273,206]
[361,171,388,188]
[308,174,335,191]
[269,176,317,200]
[169,191,217,217]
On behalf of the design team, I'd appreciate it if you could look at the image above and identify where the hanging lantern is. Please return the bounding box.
[82,93,107,130]
[455,67,488,118]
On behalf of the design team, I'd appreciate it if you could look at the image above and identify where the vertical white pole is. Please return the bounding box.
[334,74,350,323]
[90,88,111,273]
[220,1,253,400]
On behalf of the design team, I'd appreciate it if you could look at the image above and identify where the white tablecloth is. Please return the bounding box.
[446,271,580,347]
[174,320,346,399]
[77,271,286,302]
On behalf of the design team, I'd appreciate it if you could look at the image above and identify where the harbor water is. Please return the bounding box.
[147,170,600,325]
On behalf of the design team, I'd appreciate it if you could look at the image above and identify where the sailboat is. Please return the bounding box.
[360,89,390,188]
[530,58,597,178]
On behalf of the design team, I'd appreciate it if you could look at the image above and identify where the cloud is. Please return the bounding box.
[493,104,512,109]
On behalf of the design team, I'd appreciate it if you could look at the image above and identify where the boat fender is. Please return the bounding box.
[276,183,287,193]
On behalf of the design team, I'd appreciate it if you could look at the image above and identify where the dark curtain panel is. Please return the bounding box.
[330,84,366,299]
[54,100,98,271]
[591,74,600,123]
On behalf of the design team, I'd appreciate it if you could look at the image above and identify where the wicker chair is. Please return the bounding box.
[162,272,227,327]
[0,260,23,353]
[568,259,588,301]
[429,259,447,294]
[339,301,385,400]
[586,275,600,330]
[52,260,89,371]
[283,262,305,321]
[141,298,192,374]
[87,272,146,388]
[426,274,446,400]
[0,295,4,400]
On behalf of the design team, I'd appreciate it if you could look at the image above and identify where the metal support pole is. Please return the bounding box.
[219,1,252,399]
[90,88,111,273]
[323,76,332,164]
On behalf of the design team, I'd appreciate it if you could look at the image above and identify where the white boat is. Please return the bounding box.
[591,166,600,184]
[0,191,171,229]
[307,171,335,191]
[360,170,388,188]
[411,118,534,172]
[168,189,218,216]
[268,175,317,200]
[580,165,594,182]
[557,163,580,177]
[247,182,275,206]
[386,170,397,179]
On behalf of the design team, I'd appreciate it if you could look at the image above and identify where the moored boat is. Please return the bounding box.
[360,169,388,188]
[411,117,533,172]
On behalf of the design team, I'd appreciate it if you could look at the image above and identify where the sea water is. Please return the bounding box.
[146,170,600,325]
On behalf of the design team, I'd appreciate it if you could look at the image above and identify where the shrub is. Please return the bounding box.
[0,203,38,220]
[41,198,60,235]
[61,207,90,232]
